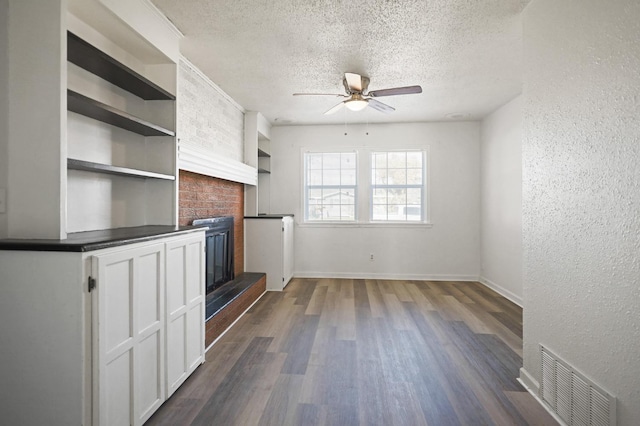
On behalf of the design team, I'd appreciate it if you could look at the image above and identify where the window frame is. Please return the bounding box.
[303,150,359,223]
[369,149,427,223]
[300,147,430,226]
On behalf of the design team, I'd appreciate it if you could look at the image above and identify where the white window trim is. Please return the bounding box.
[301,146,431,226]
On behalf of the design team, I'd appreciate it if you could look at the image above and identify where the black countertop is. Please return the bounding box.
[0,225,205,252]
[244,214,294,219]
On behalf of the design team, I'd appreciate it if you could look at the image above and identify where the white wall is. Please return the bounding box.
[0,0,8,236]
[269,122,481,280]
[6,0,66,239]
[480,95,522,305]
[177,59,244,162]
[522,1,640,424]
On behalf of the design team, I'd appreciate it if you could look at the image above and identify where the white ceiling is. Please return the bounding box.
[151,0,529,125]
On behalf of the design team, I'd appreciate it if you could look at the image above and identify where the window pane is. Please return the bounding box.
[372,205,387,221]
[323,169,340,185]
[407,151,422,168]
[373,152,387,169]
[407,188,421,205]
[388,168,407,185]
[308,189,322,204]
[340,189,355,205]
[341,169,356,185]
[323,153,340,169]
[373,169,388,185]
[308,169,322,185]
[308,153,323,169]
[407,168,422,185]
[388,188,407,204]
[341,153,356,168]
[341,205,355,220]
[388,152,406,168]
[373,188,387,204]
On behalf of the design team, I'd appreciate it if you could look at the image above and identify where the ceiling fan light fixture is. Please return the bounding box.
[345,94,369,111]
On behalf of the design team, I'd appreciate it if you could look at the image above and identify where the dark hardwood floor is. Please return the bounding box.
[147,278,557,426]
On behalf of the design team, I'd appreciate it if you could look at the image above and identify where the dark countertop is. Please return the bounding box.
[244,214,294,219]
[0,225,205,252]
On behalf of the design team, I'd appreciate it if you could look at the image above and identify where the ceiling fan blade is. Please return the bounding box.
[367,98,395,113]
[368,85,422,97]
[344,72,363,92]
[324,102,345,115]
[293,93,345,97]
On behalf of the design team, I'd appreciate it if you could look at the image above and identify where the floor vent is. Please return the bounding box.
[540,345,616,426]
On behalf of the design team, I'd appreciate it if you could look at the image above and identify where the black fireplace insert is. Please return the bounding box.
[192,216,234,295]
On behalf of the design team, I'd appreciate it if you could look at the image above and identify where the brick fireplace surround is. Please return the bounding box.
[179,170,266,347]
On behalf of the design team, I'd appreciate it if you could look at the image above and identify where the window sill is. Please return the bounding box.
[298,221,433,229]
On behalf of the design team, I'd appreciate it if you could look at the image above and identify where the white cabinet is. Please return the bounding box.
[0,229,205,425]
[245,216,294,291]
[92,242,166,426]
[165,234,205,397]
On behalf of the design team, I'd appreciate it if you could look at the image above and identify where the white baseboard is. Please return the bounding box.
[293,271,479,282]
[479,276,523,307]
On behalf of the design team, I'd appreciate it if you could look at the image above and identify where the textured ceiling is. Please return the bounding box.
[151,0,529,125]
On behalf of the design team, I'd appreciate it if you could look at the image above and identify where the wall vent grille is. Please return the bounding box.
[540,345,616,426]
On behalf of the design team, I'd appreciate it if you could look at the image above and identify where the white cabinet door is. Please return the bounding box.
[165,234,205,397]
[92,243,165,426]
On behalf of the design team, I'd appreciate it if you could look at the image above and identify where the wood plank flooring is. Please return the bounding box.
[147,278,556,426]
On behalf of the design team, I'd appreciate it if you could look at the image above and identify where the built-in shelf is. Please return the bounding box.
[258,148,271,158]
[257,168,271,174]
[67,90,175,137]
[67,32,175,101]
[68,158,176,181]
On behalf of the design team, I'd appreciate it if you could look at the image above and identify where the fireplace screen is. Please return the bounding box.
[193,216,234,294]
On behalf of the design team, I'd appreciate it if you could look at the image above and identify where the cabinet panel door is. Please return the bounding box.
[165,234,205,397]
[92,243,165,426]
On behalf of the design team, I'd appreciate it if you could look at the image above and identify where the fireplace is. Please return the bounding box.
[192,216,234,295]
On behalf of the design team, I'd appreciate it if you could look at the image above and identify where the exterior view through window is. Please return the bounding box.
[371,151,424,221]
[304,152,357,221]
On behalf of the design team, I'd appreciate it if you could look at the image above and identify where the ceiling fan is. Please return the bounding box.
[293,72,422,115]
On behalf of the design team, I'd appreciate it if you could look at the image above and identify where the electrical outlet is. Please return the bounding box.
[0,188,5,213]
[370,253,374,261]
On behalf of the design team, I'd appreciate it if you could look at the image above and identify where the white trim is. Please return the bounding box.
[178,56,245,113]
[297,222,433,229]
[479,276,523,307]
[293,272,479,281]
[140,0,184,38]
[205,290,267,353]
[518,368,567,426]
[179,145,257,185]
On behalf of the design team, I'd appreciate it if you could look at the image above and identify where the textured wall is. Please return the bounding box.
[179,170,244,275]
[270,122,481,280]
[480,95,522,304]
[177,59,244,162]
[523,1,640,423]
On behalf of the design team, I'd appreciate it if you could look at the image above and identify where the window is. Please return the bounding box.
[304,152,357,221]
[371,151,424,221]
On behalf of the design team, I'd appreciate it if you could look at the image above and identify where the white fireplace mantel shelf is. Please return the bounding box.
[178,144,257,185]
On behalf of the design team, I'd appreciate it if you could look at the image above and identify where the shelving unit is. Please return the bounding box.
[67,32,175,101]
[67,90,175,137]
[67,158,175,180]
[66,30,177,232]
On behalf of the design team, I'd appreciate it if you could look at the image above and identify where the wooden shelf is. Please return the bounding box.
[67,32,175,101]
[68,158,176,181]
[67,90,175,137]
[258,148,271,158]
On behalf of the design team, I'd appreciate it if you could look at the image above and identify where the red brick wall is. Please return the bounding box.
[179,170,244,275]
